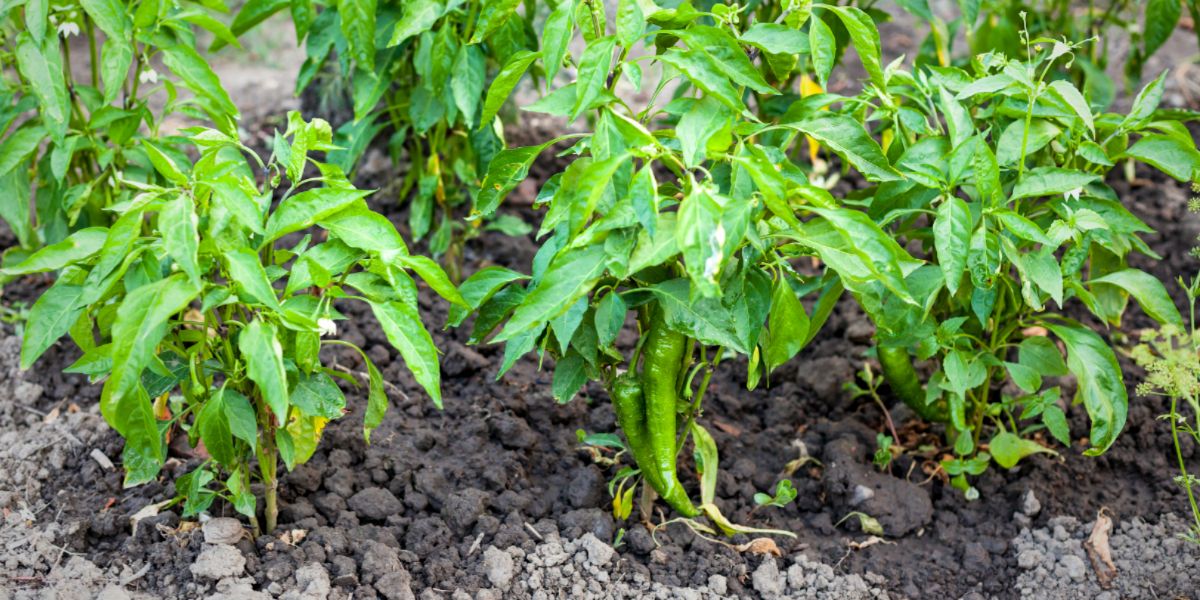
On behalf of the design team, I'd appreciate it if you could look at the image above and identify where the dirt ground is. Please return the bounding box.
[1,6,1199,600]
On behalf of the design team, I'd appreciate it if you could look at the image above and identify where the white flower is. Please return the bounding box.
[57,21,80,38]
[317,318,337,337]
[139,69,159,85]
[1064,187,1083,202]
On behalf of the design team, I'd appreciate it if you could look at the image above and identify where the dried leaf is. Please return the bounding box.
[734,537,782,556]
[1084,508,1117,589]
[129,500,173,537]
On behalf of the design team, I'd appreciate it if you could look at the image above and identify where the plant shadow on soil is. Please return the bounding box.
[0,125,1198,598]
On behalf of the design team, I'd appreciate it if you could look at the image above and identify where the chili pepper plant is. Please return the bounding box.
[0,0,250,264]
[839,35,1200,496]
[463,0,919,533]
[901,0,1190,101]
[3,113,459,534]
[226,0,542,282]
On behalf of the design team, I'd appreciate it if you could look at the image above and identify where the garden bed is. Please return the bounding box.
[2,4,1200,599]
[0,154,1197,599]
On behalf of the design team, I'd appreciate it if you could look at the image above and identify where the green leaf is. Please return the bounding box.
[220,388,257,451]
[0,123,46,177]
[101,275,200,430]
[808,15,835,90]
[541,1,574,81]
[16,34,69,141]
[997,119,1061,166]
[790,114,901,182]
[98,39,134,105]
[552,351,588,403]
[818,5,884,89]
[742,23,809,55]
[388,0,441,47]
[673,26,774,95]
[338,0,377,70]
[161,44,239,119]
[1122,71,1166,130]
[362,354,387,442]
[675,186,726,296]
[1045,322,1127,456]
[481,50,540,127]
[369,300,442,407]
[573,37,617,120]
[291,372,346,419]
[475,139,560,218]
[1023,248,1064,306]
[993,209,1051,246]
[657,49,745,112]
[395,255,467,307]
[448,266,528,326]
[451,45,485,127]
[1144,0,1182,58]
[1123,134,1200,182]
[161,196,201,285]
[470,0,520,44]
[197,392,236,466]
[1011,167,1100,200]
[1004,362,1042,394]
[1019,335,1068,377]
[25,0,47,42]
[933,196,972,295]
[594,291,626,347]
[989,431,1055,469]
[1089,269,1183,326]
[20,276,84,369]
[240,319,290,424]
[227,0,290,40]
[493,246,608,343]
[1047,80,1094,134]
[224,248,281,310]
[0,228,107,276]
[143,141,189,184]
[318,205,409,257]
[648,278,745,352]
[677,96,730,168]
[616,0,645,49]
[765,277,810,371]
[118,386,163,487]
[263,187,371,244]
[1043,404,1070,446]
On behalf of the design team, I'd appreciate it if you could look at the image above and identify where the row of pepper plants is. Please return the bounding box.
[1,0,1199,538]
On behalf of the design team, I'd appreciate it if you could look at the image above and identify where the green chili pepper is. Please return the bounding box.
[878,345,949,422]
[611,372,698,517]
[641,312,686,498]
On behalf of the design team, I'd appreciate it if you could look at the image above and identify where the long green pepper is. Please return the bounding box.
[641,312,687,497]
[610,373,698,516]
[878,346,948,422]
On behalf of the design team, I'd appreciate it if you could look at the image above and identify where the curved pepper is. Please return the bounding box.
[611,373,698,517]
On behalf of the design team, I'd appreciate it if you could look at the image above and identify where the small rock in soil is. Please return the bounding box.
[203,517,244,545]
[1021,489,1042,517]
[752,558,785,597]
[190,544,246,581]
[348,487,404,521]
[482,546,515,588]
[374,568,415,600]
